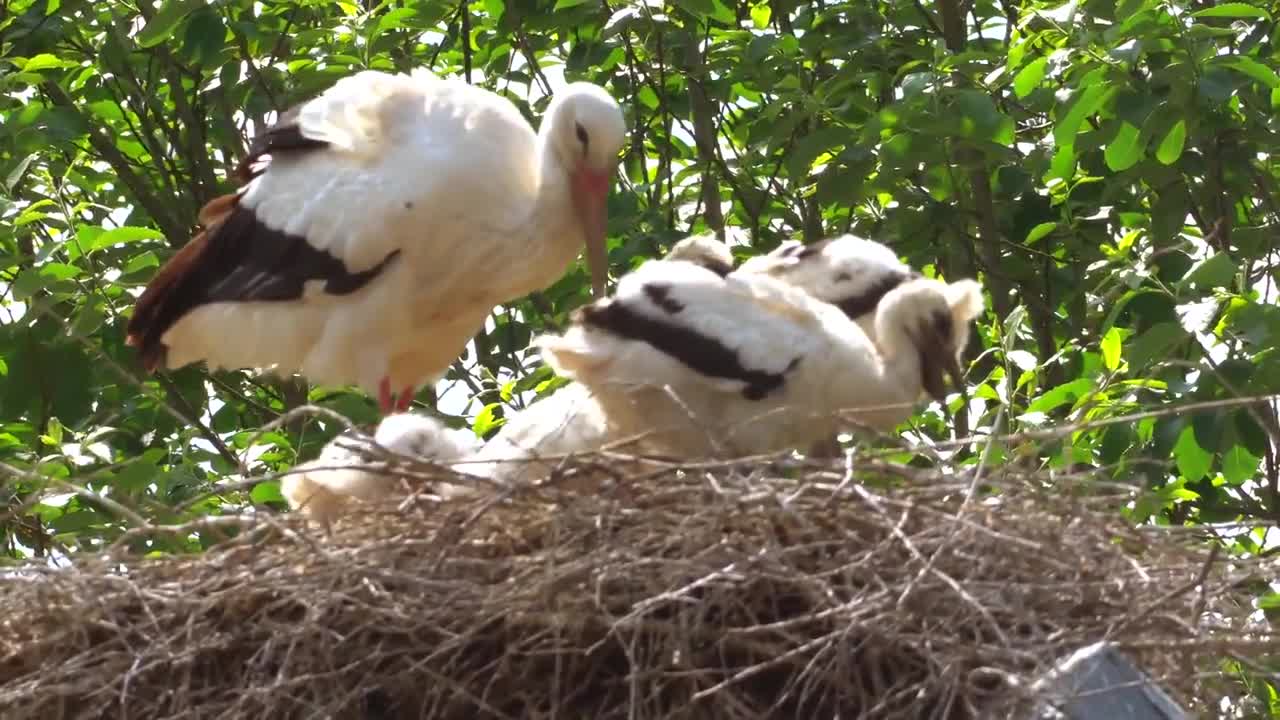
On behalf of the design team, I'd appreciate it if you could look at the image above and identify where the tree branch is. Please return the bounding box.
[934,0,1013,322]
[684,30,724,237]
[40,82,189,244]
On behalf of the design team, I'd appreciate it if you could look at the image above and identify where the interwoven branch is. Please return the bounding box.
[0,455,1275,719]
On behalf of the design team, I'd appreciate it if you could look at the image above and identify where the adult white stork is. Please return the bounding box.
[126,68,626,414]
[281,412,482,527]
[534,255,985,458]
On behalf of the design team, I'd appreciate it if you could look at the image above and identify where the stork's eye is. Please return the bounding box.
[575,122,589,150]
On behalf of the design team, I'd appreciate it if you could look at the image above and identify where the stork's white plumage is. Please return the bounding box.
[127,69,626,414]
[663,232,736,277]
[280,412,482,526]
[733,234,929,456]
[535,256,985,458]
[735,234,918,342]
[466,383,615,485]
[462,238,739,482]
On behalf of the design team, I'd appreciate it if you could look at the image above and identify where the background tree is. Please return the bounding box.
[1,0,1278,709]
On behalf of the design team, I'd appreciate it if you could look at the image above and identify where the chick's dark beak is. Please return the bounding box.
[917,311,965,405]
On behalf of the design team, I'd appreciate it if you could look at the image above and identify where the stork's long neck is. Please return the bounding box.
[493,130,579,296]
[875,323,926,403]
[829,320,924,431]
[532,130,578,241]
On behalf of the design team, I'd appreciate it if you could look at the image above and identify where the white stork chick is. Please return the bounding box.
[127,68,626,415]
[465,383,617,486]
[735,234,919,343]
[735,234,928,456]
[663,232,736,277]
[281,412,482,527]
[462,239,732,484]
[534,258,984,458]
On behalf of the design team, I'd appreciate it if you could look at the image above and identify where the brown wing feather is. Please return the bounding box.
[126,91,393,375]
[125,195,237,371]
[125,193,401,374]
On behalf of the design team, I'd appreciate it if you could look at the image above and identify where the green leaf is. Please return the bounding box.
[5,153,38,192]
[1104,122,1143,172]
[1024,221,1057,245]
[39,263,82,281]
[48,510,103,534]
[636,86,659,109]
[1178,252,1237,293]
[1025,377,1093,414]
[1155,119,1186,165]
[1191,3,1271,20]
[251,481,285,504]
[1199,67,1236,103]
[1045,145,1077,182]
[44,417,63,446]
[1054,84,1109,145]
[787,126,850,179]
[1217,56,1280,88]
[11,269,45,300]
[22,53,77,71]
[1013,57,1048,99]
[122,250,161,275]
[1100,327,1123,371]
[1235,411,1271,457]
[69,304,105,339]
[1218,443,1259,481]
[1192,410,1226,455]
[89,226,165,251]
[954,90,1015,145]
[136,0,205,48]
[182,7,225,67]
[749,2,771,28]
[1126,322,1187,369]
[671,0,715,15]
[1173,425,1212,483]
[473,403,505,437]
[114,461,160,493]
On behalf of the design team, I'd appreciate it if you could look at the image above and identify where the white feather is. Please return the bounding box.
[538,260,984,458]
[466,384,614,486]
[665,232,735,270]
[735,234,916,342]
[281,412,483,526]
[156,71,626,403]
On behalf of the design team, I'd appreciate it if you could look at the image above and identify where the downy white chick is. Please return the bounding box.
[535,256,984,459]
[280,412,482,527]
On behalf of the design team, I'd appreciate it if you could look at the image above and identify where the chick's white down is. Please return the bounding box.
[281,235,984,524]
[734,234,918,343]
[536,255,984,458]
[280,413,482,525]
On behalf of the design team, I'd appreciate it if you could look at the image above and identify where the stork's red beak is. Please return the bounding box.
[571,166,612,298]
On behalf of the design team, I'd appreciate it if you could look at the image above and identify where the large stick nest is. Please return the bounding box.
[1,453,1275,719]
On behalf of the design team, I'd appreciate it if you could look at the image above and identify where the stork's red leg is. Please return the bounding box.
[394,386,415,412]
[378,377,395,415]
